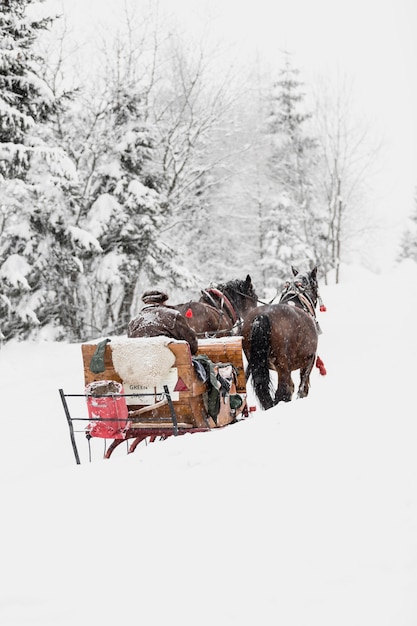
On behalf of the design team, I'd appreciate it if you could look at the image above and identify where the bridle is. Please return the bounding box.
[278,273,321,318]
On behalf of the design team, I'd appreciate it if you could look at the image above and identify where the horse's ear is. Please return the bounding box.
[245,274,252,285]
[291,266,299,276]
[310,266,318,280]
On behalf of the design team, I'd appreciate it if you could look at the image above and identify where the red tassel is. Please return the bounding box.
[185,308,193,318]
[320,304,327,312]
[316,356,327,376]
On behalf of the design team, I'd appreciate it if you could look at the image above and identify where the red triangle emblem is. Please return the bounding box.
[174,377,189,392]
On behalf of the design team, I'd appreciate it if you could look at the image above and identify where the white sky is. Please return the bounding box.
[1,260,417,624]
[45,0,417,267]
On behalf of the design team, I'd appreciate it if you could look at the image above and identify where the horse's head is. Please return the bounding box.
[220,275,259,317]
[281,266,319,310]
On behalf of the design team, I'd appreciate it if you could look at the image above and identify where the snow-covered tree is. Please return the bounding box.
[78,23,240,328]
[313,75,380,283]
[398,191,417,263]
[48,82,171,335]
[0,0,80,340]
[45,15,205,337]
[259,55,323,287]
[148,31,242,294]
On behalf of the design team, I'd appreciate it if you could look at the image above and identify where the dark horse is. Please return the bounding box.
[174,275,259,338]
[242,266,325,410]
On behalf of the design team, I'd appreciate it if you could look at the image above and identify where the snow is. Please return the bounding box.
[67,225,102,252]
[0,254,32,289]
[0,262,416,625]
[86,194,121,237]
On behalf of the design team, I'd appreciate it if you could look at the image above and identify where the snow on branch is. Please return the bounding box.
[125,180,160,211]
[85,194,122,239]
[67,226,103,252]
[23,71,55,104]
[0,100,34,129]
[0,294,12,309]
[0,254,32,289]
[0,143,30,169]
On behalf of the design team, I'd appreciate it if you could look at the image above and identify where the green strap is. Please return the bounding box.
[89,338,111,373]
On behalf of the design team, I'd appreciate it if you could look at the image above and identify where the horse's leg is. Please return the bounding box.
[274,367,294,403]
[297,354,316,399]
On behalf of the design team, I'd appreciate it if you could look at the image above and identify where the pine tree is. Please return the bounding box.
[0,0,53,178]
[398,192,417,263]
[50,70,186,337]
[0,0,79,340]
[261,55,323,287]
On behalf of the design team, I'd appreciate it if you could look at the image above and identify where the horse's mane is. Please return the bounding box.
[215,276,257,302]
[216,278,245,295]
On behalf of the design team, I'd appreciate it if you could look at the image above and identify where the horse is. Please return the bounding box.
[242,266,325,410]
[174,275,259,338]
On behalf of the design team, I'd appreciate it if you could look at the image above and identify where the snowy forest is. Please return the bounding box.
[1,0,415,343]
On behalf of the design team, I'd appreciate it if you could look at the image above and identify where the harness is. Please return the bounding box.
[192,302,238,339]
[278,274,326,335]
[201,287,238,324]
[199,284,259,338]
[279,282,317,317]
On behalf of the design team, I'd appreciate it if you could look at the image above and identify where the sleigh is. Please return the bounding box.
[60,335,253,462]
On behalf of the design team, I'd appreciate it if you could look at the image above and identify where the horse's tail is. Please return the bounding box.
[246,314,274,410]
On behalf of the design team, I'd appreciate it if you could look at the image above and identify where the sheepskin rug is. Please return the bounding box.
[111,336,176,388]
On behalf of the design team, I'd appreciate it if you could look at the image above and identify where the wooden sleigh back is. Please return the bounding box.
[81,335,248,435]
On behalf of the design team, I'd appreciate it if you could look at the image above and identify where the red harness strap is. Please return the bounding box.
[298,292,316,317]
[205,288,237,324]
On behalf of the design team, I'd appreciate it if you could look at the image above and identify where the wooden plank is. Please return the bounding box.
[196,336,246,392]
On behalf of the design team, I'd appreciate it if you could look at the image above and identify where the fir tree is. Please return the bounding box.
[398,192,417,263]
[0,0,54,178]
[52,78,181,337]
[262,55,323,286]
[0,0,79,340]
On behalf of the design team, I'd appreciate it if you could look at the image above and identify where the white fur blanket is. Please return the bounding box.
[111,336,176,387]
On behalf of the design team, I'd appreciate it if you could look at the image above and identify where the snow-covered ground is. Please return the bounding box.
[1,262,416,625]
